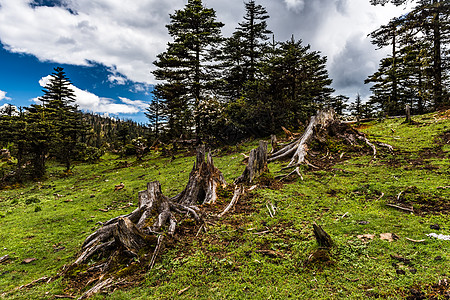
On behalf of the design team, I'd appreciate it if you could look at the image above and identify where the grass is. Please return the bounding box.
[0,111,449,299]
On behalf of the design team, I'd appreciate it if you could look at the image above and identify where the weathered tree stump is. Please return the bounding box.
[65,146,228,299]
[171,145,226,206]
[269,110,336,168]
[269,135,278,155]
[235,141,268,184]
[269,109,393,169]
[313,222,334,248]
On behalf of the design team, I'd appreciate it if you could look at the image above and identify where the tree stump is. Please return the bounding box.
[269,109,393,168]
[68,146,227,282]
[269,110,336,168]
[235,141,268,184]
[171,145,226,206]
[313,222,334,248]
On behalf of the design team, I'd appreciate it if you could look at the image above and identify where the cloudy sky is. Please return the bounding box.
[0,0,412,122]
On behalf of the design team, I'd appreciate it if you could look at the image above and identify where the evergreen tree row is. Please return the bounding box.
[148,0,340,144]
[366,0,449,115]
[0,67,149,181]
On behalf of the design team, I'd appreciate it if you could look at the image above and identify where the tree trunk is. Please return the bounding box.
[405,104,411,124]
[171,145,226,206]
[235,141,268,184]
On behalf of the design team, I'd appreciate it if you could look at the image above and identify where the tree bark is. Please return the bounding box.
[269,109,393,168]
[235,141,268,184]
[269,110,336,167]
[313,222,334,248]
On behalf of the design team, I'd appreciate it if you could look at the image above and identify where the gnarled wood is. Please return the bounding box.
[269,109,393,170]
[235,141,268,184]
[65,146,230,298]
[269,110,336,168]
[171,145,226,206]
[218,185,244,218]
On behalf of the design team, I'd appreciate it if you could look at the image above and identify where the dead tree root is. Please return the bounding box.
[63,145,228,298]
[269,109,394,171]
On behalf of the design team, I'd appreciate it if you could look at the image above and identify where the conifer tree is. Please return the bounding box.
[236,0,272,82]
[145,97,166,140]
[152,0,224,142]
[368,0,449,110]
[39,67,87,171]
[221,0,272,100]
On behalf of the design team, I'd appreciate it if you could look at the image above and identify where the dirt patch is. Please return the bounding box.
[389,187,450,215]
[407,278,450,299]
[354,124,373,130]
[436,130,450,146]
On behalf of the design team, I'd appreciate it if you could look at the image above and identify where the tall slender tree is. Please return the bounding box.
[152,0,224,142]
[145,97,166,140]
[39,67,87,171]
[221,0,272,100]
[368,0,449,110]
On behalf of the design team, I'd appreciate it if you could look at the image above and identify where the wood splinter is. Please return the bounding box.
[312,222,334,248]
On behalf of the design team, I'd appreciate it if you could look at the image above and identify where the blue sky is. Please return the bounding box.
[0,0,411,123]
[0,43,153,124]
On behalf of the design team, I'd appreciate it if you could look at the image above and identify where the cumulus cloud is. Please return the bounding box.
[284,0,305,13]
[37,75,148,114]
[0,103,18,115]
[0,0,183,84]
[0,0,413,99]
[0,89,11,101]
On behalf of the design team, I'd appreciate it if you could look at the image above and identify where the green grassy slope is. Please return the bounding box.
[0,112,449,299]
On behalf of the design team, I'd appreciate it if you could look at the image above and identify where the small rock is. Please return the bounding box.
[430,224,441,230]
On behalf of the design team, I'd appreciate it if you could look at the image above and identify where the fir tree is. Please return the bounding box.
[145,97,166,140]
[39,67,87,171]
[152,0,224,142]
[221,0,272,100]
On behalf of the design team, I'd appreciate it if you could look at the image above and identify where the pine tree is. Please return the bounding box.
[152,0,224,142]
[145,97,166,140]
[221,0,272,100]
[369,0,449,110]
[39,67,87,171]
[236,0,272,82]
[351,93,363,122]
[228,37,334,135]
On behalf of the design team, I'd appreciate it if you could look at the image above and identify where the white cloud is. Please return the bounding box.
[107,74,127,85]
[0,0,415,99]
[284,0,305,13]
[0,103,18,116]
[118,97,148,110]
[0,0,183,84]
[37,75,148,114]
[0,90,11,101]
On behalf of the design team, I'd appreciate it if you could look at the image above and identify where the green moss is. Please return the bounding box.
[1,111,449,299]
